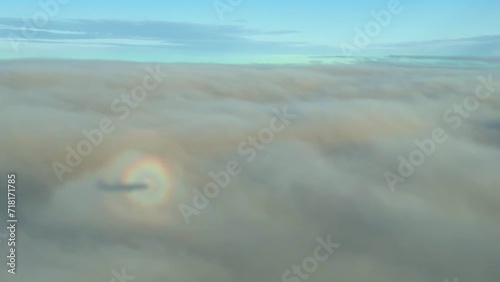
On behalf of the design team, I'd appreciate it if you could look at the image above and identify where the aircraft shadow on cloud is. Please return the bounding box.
[97,180,149,192]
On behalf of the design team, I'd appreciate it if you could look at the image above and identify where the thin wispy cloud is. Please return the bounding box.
[1,17,499,62]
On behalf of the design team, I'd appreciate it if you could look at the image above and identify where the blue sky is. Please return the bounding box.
[1,0,499,63]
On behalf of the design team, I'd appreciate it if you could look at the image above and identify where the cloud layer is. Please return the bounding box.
[0,59,500,282]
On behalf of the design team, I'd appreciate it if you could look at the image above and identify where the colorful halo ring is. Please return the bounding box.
[121,154,172,207]
[101,151,181,227]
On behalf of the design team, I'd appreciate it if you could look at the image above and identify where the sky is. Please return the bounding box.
[1,0,499,62]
